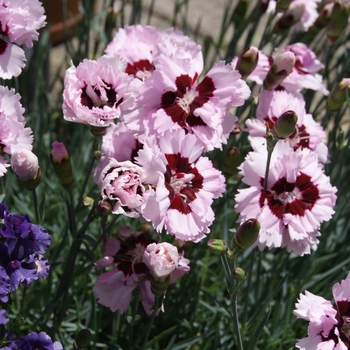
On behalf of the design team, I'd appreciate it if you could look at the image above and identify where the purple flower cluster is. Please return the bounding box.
[0,203,50,303]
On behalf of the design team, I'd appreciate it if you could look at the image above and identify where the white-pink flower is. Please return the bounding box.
[235,141,337,255]
[294,273,350,349]
[11,149,39,180]
[0,0,46,79]
[143,242,179,280]
[62,55,139,127]
[125,55,250,151]
[94,158,150,217]
[136,129,226,242]
[0,86,33,177]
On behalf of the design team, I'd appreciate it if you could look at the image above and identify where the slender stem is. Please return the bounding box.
[142,296,161,350]
[232,291,244,350]
[263,134,277,190]
[31,188,40,223]
[242,249,255,327]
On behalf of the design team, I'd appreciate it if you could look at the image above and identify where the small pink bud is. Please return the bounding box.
[232,267,246,280]
[235,46,259,79]
[11,150,41,190]
[143,242,179,281]
[275,3,305,31]
[96,200,112,217]
[11,149,39,180]
[223,147,241,176]
[50,141,74,192]
[263,52,295,90]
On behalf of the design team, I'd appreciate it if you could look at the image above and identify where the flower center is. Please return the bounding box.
[176,89,197,114]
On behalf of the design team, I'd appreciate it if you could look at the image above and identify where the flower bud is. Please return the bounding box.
[207,239,229,255]
[273,110,298,139]
[50,141,74,192]
[274,3,305,31]
[75,329,92,348]
[96,200,112,217]
[223,147,241,176]
[328,1,350,45]
[143,242,179,281]
[309,3,333,34]
[326,78,350,111]
[235,46,259,79]
[232,267,246,280]
[11,149,41,190]
[232,219,260,251]
[263,52,295,90]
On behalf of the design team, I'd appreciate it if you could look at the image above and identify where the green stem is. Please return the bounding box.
[142,296,162,350]
[232,291,244,350]
[31,188,40,223]
[263,135,277,190]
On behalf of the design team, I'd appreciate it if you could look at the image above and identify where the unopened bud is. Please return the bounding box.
[273,110,298,139]
[328,1,350,45]
[274,3,305,31]
[207,239,229,255]
[235,46,259,79]
[263,52,295,90]
[97,200,112,217]
[75,329,92,348]
[326,78,350,111]
[223,147,241,176]
[150,275,171,296]
[232,267,246,280]
[230,123,242,135]
[11,150,41,190]
[309,3,333,34]
[232,219,260,251]
[50,141,74,192]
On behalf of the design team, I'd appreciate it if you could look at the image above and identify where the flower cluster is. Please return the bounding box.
[0,0,46,79]
[0,204,50,303]
[93,226,190,315]
[294,272,350,349]
[234,42,337,256]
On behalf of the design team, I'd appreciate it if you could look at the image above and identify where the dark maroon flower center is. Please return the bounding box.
[164,153,204,214]
[259,172,319,218]
[160,74,215,129]
[125,59,154,79]
[81,82,123,111]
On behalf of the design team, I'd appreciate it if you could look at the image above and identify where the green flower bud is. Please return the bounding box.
[207,239,229,255]
[326,78,350,111]
[50,141,74,192]
[309,3,332,34]
[273,110,298,139]
[75,329,92,348]
[274,3,305,31]
[232,267,246,280]
[328,1,350,45]
[232,219,260,251]
[235,46,259,80]
[150,275,171,296]
[96,200,112,217]
[223,147,241,176]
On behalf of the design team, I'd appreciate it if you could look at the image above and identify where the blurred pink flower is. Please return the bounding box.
[294,273,350,349]
[62,55,139,127]
[235,141,337,255]
[0,0,46,79]
[136,129,226,242]
[0,86,33,177]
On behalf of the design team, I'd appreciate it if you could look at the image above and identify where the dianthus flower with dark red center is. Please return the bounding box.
[136,129,226,242]
[235,141,337,256]
[294,272,350,349]
[62,55,139,127]
[125,52,250,151]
